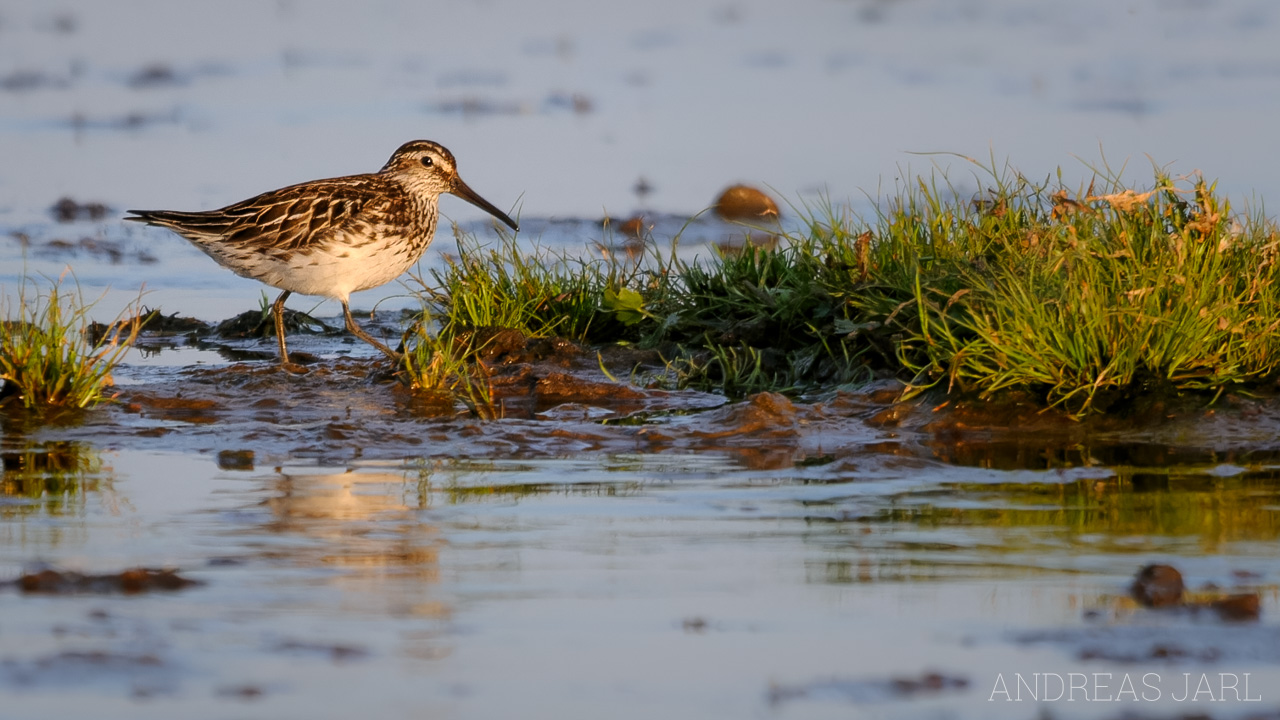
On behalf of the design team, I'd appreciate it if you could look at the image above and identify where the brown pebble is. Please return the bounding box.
[618,215,647,238]
[1131,564,1184,607]
[20,569,66,593]
[15,567,200,595]
[119,568,150,593]
[1210,593,1260,622]
[713,184,780,222]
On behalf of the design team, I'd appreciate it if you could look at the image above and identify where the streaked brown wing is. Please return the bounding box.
[128,175,407,257]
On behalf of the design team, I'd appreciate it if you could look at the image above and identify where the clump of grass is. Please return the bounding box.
[0,277,145,410]
[838,157,1280,413]
[416,224,646,343]
[639,234,873,397]
[399,224,656,410]
[405,157,1280,414]
[400,318,498,418]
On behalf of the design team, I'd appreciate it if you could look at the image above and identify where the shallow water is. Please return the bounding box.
[4,1,1280,718]
[3,358,1280,719]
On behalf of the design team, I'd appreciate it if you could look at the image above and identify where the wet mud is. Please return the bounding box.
[23,319,1280,480]
[102,335,735,460]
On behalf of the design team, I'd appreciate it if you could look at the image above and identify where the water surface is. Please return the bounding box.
[3,2,1280,718]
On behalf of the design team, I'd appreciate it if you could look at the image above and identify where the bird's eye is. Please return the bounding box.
[420,156,434,168]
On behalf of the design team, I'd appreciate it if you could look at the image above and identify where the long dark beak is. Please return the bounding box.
[451,176,519,232]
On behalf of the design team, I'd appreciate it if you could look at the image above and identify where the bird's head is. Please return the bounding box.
[383,140,518,232]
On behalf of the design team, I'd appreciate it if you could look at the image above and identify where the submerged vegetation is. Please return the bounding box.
[406,158,1280,415]
[0,277,144,411]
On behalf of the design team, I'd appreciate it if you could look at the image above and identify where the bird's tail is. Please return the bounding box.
[126,209,195,227]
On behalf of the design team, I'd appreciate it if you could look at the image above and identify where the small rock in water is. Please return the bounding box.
[1128,564,1261,620]
[12,566,201,594]
[618,215,647,238]
[713,184,780,222]
[217,449,255,471]
[1210,593,1261,622]
[49,196,110,223]
[1131,564,1184,607]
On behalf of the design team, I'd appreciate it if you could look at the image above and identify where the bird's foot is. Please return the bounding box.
[280,361,311,375]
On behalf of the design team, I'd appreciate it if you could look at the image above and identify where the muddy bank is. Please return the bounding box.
[11,321,1280,480]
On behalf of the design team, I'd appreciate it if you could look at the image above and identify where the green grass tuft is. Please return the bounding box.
[0,277,145,411]
[404,157,1280,415]
[839,158,1280,413]
[414,224,645,343]
[399,318,498,418]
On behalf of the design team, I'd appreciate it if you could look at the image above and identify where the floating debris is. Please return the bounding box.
[66,108,181,132]
[128,62,182,89]
[0,69,69,92]
[273,640,369,662]
[681,616,709,633]
[9,566,202,595]
[769,671,969,706]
